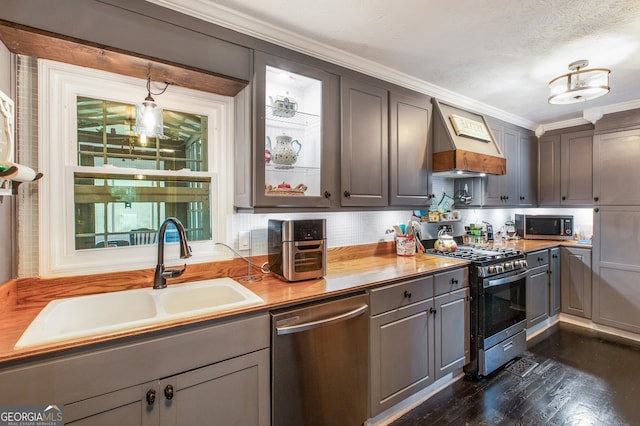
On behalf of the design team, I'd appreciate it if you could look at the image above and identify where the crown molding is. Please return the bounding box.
[146,0,537,130]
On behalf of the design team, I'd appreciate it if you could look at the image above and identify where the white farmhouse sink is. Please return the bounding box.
[15,278,264,349]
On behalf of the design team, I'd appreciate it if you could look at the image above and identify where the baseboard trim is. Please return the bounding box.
[365,372,462,426]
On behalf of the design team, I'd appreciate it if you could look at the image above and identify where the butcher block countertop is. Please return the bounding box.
[0,239,590,364]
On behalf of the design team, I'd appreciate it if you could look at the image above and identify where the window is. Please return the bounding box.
[39,61,233,277]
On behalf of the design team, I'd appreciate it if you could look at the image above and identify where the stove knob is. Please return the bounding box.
[495,264,504,273]
[488,265,497,274]
[504,262,512,271]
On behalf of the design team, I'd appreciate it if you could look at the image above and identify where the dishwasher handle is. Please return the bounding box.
[276,304,368,335]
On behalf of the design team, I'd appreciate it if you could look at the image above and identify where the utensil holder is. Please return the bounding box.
[396,236,416,256]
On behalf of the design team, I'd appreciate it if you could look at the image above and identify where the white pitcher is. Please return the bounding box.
[272,135,302,166]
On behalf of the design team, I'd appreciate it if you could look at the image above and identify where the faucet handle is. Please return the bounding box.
[162,264,187,280]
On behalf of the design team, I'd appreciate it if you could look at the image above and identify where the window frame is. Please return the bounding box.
[39,60,234,277]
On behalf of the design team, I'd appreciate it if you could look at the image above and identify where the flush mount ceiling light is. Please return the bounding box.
[135,71,169,138]
[548,60,610,105]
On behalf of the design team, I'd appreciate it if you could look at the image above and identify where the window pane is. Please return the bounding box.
[75,96,212,251]
[77,97,208,171]
[74,172,211,250]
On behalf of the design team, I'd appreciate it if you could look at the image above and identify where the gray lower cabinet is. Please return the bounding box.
[66,349,268,426]
[369,267,469,416]
[549,247,561,316]
[560,247,592,319]
[0,314,270,426]
[434,287,470,378]
[341,77,389,207]
[526,250,549,328]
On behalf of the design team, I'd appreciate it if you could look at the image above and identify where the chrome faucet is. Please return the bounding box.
[153,217,192,289]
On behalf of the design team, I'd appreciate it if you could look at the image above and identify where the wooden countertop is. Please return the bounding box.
[0,239,591,365]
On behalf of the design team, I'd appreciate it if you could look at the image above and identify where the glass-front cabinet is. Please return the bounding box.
[253,51,338,207]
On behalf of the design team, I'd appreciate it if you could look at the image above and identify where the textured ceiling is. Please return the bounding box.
[149,0,640,128]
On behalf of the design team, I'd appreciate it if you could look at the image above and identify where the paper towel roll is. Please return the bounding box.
[0,161,37,182]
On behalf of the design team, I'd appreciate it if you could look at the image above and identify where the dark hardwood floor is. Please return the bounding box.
[390,323,640,425]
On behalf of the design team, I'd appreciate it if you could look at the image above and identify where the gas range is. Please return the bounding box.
[424,245,527,278]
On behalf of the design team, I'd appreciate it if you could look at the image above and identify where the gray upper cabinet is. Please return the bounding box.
[478,120,536,207]
[389,91,433,206]
[538,129,593,206]
[341,77,389,207]
[593,129,640,205]
[244,51,340,209]
[537,133,561,205]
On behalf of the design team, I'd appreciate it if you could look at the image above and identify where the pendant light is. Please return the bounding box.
[548,60,610,105]
[135,72,169,138]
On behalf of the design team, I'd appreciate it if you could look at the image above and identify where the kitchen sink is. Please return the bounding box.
[159,279,263,315]
[14,278,264,349]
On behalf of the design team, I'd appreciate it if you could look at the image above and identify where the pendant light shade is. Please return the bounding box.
[548,60,610,105]
[135,73,167,138]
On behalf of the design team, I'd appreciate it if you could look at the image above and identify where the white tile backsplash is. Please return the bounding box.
[229,206,594,255]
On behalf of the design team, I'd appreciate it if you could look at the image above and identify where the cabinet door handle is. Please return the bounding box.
[343,190,351,198]
[594,196,599,202]
[164,384,174,400]
[594,208,599,213]
[324,190,331,199]
[404,290,412,299]
[562,196,566,201]
[429,307,437,317]
[146,389,156,406]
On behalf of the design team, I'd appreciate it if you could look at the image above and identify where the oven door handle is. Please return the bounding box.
[484,270,528,288]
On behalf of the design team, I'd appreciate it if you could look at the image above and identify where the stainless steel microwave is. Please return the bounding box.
[515,214,574,240]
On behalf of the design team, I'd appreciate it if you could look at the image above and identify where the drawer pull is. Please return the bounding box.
[404,290,412,299]
[503,341,514,352]
[451,278,458,285]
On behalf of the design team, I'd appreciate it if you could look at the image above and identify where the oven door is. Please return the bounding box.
[479,270,527,349]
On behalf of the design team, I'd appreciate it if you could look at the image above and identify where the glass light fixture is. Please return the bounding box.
[548,60,610,104]
[135,72,168,138]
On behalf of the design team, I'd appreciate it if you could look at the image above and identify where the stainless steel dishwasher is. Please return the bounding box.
[271,293,369,426]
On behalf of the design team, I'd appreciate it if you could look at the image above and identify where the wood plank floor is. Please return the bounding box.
[390,323,640,425]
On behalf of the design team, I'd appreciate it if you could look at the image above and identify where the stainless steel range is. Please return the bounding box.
[425,245,528,379]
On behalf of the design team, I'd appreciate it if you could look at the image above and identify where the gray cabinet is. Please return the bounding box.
[561,246,592,319]
[369,267,468,416]
[341,77,389,206]
[593,129,640,205]
[369,276,435,415]
[389,91,433,206]
[239,51,340,209]
[549,247,561,316]
[526,250,549,328]
[538,129,593,206]
[592,125,640,334]
[0,314,271,425]
[66,349,269,426]
[467,120,536,207]
[592,206,640,333]
[434,287,470,379]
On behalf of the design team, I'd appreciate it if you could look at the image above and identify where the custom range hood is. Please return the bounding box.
[432,99,506,177]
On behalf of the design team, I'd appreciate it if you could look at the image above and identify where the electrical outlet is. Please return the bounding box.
[238,230,251,250]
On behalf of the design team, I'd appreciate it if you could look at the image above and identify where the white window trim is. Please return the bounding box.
[39,60,235,277]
